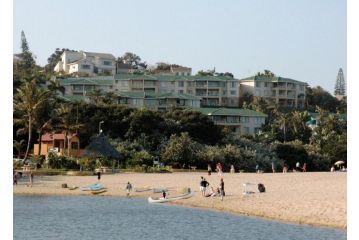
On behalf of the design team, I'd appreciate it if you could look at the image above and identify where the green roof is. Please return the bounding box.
[308,112,347,120]
[57,78,113,86]
[187,107,267,117]
[115,91,201,100]
[58,95,87,102]
[114,74,237,82]
[239,75,306,85]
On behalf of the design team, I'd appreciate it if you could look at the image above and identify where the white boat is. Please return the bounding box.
[148,189,194,203]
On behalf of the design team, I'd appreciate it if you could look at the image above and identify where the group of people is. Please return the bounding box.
[282,162,307,173]
[199,176,225,201]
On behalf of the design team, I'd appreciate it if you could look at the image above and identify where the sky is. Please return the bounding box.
[13,0,346,93]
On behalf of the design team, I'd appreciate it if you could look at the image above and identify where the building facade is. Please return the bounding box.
[239,74,307,108]
[54,51,116,76]
[187,107,267,137]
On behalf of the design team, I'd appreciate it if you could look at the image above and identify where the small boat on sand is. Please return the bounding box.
[148,189,193,203]
[68,186,78,190]
[91,189,107,195]
[80,183,103,191]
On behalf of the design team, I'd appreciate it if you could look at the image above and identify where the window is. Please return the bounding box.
[178,81,184,87]
[71,142,78,149]
[300,85,304,91]
[255,82,260,87]
[178,90,184,94]
[264,82,268,87]
[73,85,83,91]
[241,117,250,123]
[115,80,119,84]
[188,90,193,94]
[230,90,236,95]
[244,127,250,134]
[231,82,236,88]
[81,64,91,69]
[103,61,112,66]
[223,90,227,95]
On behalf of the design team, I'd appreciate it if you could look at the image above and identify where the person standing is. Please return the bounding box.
[271,162,275,173]
[255,164,259,173]
[303,163,307,172]
[97,170,101,182]
[162,190,167,199]
[207,164,212,176]
[220,178,225,201]
[296,162,300,171]
[28,171,33,187]
[199,176,205,196]
[13,172,18,185]
[230,165,235,174]
[125,182,132,197]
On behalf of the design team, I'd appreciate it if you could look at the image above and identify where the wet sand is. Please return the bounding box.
[13,172,346,229]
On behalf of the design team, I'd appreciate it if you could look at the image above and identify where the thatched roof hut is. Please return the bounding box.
[80,133,122,160]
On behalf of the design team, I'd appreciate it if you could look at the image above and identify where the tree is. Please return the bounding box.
[54,103,83,156]
[14,80,52,161]
[13,140,25,159]
[306,86,340,112]
[161,132,202,168]
[18,30,36,70]
[334,68,346,96]
[118,52,142,68]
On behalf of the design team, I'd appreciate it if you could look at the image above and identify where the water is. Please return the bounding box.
[14,196,346,240]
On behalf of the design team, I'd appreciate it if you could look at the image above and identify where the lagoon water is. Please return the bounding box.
[14,196,346,240]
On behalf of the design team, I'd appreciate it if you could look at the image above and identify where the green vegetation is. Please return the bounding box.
[12,33,347,173]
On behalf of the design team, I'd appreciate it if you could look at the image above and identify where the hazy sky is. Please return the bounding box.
[13,0,346,93]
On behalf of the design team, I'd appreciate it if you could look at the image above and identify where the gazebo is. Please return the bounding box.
[80,133,122,172]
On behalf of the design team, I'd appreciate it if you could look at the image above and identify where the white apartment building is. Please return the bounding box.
[239,74,307,108]
[54,51,116,76]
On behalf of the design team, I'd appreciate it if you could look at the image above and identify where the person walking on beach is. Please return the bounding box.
[97,170,101,182]
[219,178,225,201]
[125,182,132,197]
[13,172,18,185]
[207,164,212,176]
[162,190,167,199]
[303,163,307,172]
[28,171,34,187]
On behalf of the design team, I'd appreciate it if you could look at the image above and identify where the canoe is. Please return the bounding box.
[135,188,152,192]
[80,183,103,191]
[148,190,194,203]
[68,186,78,190]
[91,189,107,195]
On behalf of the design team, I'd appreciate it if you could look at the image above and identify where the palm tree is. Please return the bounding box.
[14,79,52,161]
[277,113,290,142]
[87,89,103,106]
[13,139,25,159]
[54,103,83,156]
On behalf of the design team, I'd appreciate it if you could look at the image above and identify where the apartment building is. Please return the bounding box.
[239,74,307,108]
[57,77,114,96]
[113,74,240,107]
[187,107,267,137]
[54,50,116,76]
[116,91,201,110]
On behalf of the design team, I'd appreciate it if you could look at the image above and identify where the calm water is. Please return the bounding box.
[14,196,346,240]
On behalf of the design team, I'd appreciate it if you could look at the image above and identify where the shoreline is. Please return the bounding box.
[13,172,347,230]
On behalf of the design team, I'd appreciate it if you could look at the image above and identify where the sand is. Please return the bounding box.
[13,171,346,229]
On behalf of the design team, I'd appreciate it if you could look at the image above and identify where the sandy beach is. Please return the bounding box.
[13,172,346,229]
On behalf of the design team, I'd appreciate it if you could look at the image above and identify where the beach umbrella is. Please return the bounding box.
[334,160,345,166]
[80,133,122,160]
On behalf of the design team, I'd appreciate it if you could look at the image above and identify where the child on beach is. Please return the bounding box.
[126,182,132,197]
[97,170,101,181]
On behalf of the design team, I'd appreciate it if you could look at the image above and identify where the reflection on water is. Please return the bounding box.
[14,196,346,240]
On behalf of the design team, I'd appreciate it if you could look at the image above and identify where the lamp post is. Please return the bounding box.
[99,121,104,134]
